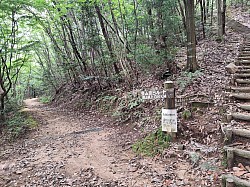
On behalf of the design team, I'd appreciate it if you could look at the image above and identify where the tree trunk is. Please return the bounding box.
[222,0,227,35]
[217,0,223,39]
[185,0,197,72]
[205,0,209,23]
[95,5,120,75]
[0,96,5,124]
[178,0,187,31]
[211,0,214,26]
[200,0,206,38]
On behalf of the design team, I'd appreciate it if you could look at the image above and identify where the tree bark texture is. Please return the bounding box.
[184,0,197,72]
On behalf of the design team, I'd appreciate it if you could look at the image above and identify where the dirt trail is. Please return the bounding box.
[24,98,116,177]
[0,98,167,187]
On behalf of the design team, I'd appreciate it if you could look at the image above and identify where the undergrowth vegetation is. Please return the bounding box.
[132,128,171,157]
[1,100,38,141]
[5,111,38,140]
[95,92,144,123]
[177,70,203,92]
[39,95,52,104]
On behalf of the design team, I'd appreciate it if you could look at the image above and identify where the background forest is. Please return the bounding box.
[0,0,249,130]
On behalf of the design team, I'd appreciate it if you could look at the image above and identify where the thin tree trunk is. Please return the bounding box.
[133,0,138,56]
[95,5,120,75]
[217,0,223,39]
[0,96,5,124]
[222,0,227,35]
[206,0,209,23]
[211,0,214,25]
[178,0,187,31]
[200,0,206,38]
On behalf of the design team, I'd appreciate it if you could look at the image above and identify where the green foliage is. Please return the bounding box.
[4,97,23,114]
[177,70,203,91]
[134,44,165,68]
[95,92,143,121]
[0,0,43,113]
[96,94,118,112]
[189,151,200,164]
[39,95,52,104]
[182,109,192,120]
[113,93,143,121]
[132,128,171,157]
[6,110,38,139]
[200,161,218,171]
[127,98,142,110]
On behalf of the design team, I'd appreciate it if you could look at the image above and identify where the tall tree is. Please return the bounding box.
[217,0,223,39]
[184,0,197,72]
[222,0,227,35]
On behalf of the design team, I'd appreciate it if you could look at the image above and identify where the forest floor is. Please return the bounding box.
[0,6,250,187]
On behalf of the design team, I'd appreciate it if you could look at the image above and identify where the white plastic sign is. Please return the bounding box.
[161,108,177,132]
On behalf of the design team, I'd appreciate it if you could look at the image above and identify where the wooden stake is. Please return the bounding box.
[226,178,234,187]
[227,148,234,168]
[225,128,232,145]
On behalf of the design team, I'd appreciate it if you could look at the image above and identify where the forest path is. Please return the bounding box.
[22,98,118,179]
[0,98,165,186]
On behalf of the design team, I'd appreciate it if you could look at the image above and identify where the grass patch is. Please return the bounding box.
[39,95,52,104]
[132,128,171,157]
[5,110,38,139]
[182,109,192,120]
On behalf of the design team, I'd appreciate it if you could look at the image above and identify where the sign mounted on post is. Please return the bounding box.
[139,81,177,135]
[161,108,177,132]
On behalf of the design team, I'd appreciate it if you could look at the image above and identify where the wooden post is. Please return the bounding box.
[226,114,232,122]
[227,148,234,168]
[164,81,175,109]
[164,81,176,138]
[226,178,234,187]
[225,128,233,145]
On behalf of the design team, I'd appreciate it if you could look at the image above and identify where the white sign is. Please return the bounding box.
[141,88,174,100]
[161,108,177,132]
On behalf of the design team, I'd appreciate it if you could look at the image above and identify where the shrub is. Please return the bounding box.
[132,128,171,157]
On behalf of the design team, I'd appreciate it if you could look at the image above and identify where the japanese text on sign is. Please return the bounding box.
[161,108,177,132]
[141,88,174,100]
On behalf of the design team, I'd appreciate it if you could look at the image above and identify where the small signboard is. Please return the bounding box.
[161,108,177,132]
[141,88,174,100]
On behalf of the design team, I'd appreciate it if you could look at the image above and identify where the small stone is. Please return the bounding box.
[177,144,185,150]
[176,180,184,186]
[166,151,177,158]
[151,176,163,183]
[225,63,238,74]
[15,170,23,175]
[129,166,138,172]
